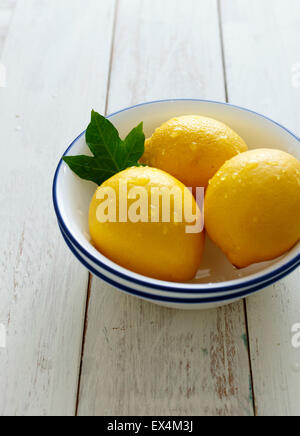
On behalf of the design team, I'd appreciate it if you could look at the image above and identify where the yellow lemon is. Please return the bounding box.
[205,149,300,268]
[89,166,205,282]
[140,115,248,188]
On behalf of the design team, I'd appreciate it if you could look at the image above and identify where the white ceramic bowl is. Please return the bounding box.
[53,99,300,309]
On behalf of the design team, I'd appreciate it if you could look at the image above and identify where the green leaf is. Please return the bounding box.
[121,122,145,168]
[63,111,146,185]
[85,110,122,169]
[63,155,116,185]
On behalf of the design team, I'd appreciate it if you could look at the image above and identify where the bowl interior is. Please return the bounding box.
[55,100,300,286]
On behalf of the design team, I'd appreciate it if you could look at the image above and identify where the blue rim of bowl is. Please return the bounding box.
[59,224,300,304]
[53,98,300,295]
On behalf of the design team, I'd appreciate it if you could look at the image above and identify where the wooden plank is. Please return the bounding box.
[77,0,253,417]
[220,0,300,416]
[107,0,226,109]
[0,0,116,416]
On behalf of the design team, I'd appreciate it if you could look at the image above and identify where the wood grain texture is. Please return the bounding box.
[77,0,253,417]
[0,0,16,56]
[0,0,115,416]
[108,0,226,110]
[220,0,300,416]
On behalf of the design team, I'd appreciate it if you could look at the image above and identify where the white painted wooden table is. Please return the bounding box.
[0,0,300,417]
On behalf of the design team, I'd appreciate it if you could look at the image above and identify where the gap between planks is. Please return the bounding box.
[217,0,256,416]
[217,0,229,103]
[243,300,257,416]
[75,273,93,416]
[75,0,120,416]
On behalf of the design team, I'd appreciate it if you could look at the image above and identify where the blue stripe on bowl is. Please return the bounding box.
[60,222,300,298]
[53,99,300,295]
[59,223,300,304]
